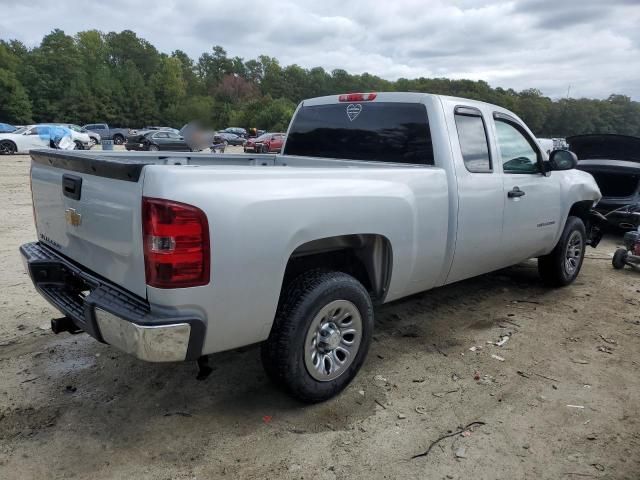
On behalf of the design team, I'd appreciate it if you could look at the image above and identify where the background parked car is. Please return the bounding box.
[67,124,100,147]
[41,123,92,150]
[572,134,640,231]
[0,123,16,133]
[223,127,247,138]
[216,132,246,146]
[0,125,75,154]
[244,133,286,153]
[83,123,131,145]
[125,129,193,151]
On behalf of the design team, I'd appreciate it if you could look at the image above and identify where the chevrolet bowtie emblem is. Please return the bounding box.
[65,208,82,227]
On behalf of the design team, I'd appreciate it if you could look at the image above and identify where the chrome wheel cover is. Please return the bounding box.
[564,230,583,275]
[304,300,362,382]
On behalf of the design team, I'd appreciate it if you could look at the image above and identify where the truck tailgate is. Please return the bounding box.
[30,150,149,298]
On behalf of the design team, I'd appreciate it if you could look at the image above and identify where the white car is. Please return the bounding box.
[0,125,88,154]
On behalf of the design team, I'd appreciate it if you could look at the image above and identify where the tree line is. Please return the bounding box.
[1,29,639,136]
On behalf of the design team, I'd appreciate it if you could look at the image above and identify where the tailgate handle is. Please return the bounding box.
[62,174,82,200]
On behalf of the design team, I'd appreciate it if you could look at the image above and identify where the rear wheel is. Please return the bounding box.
[612,248,628,269]
[0,140,16,155]
[261,270,373,403]
[148,144,159,151]
[538,216,586,287]
[113,134,124,145]
[89,137,97,148]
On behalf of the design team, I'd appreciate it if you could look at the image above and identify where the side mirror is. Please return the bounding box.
[547,149,578,171]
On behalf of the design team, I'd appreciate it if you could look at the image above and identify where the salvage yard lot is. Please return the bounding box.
[0,155,638,479]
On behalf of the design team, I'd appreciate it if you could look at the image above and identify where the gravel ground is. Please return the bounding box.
[0,153,639,479]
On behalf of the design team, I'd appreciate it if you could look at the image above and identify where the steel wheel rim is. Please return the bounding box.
[304,300,362,382]
[564,230,583,275]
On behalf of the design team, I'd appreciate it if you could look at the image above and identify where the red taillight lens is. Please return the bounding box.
[338,92,377,102]
[142,197,210,288]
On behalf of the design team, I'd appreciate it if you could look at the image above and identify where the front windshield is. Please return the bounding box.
[13,127,27,134]
[256,134,270,141]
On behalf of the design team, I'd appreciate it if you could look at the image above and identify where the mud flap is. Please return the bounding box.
[587,210,607,248]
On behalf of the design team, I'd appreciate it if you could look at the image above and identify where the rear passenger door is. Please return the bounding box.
[152,132,171,150]
[166,132,187,150]
[446,106,507,283]
[494,113,562,263]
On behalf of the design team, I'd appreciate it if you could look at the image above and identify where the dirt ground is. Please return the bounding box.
[0,153,639,480]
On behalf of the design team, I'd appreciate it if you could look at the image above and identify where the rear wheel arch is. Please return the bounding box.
[280,234,393,304]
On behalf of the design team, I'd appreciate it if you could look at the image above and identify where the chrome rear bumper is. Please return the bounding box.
[95,309,191,362]
[20,241,205,362]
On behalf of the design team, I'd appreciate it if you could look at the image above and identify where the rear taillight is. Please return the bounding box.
[338,92,377,102]
[142,197,210,288]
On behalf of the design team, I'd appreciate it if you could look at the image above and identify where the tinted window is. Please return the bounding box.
[495,119,540,174]
[154,132,169,138]
[284,102,434,165]
[455,111,491,172]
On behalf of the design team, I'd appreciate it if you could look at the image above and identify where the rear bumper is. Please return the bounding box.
[20,242,204,362]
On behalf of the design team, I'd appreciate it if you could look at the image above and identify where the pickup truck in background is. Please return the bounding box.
[22,92,602,402]
[82,123,131,145]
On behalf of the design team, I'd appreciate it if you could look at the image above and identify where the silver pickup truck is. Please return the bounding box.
[21,92,602,402]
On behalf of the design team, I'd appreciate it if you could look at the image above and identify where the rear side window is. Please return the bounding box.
[284,102,434,165]
[454,108,492,173]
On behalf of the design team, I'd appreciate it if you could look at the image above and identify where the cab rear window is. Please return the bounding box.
[284,102,434,165]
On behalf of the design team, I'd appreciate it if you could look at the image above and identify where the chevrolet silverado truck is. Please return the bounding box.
[21,92,603,402]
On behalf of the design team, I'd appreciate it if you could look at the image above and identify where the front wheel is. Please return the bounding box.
[261,270,373,403]
[148,144,159,151]
[538,216,586,287]
[0,140,17,155]
[612,248,628,269]
[113,135,124,145]
[74,141,83,150]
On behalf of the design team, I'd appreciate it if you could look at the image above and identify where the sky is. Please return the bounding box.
[1,0,639,100]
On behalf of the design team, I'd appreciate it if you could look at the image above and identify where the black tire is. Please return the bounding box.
[538,216,586,287]
[612,248,628,269]
[0,140,17,155]
[148,144,159,151]
[261,270,373,403]
[262,144,270,153]
[74,141,83,150]
[113,134,124,145]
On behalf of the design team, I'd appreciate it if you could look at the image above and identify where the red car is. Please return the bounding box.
[244,133,286,153]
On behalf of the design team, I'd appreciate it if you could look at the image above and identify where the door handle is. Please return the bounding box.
[508,186,525,198]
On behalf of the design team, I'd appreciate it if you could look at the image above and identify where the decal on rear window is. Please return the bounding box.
[346,104,362,122]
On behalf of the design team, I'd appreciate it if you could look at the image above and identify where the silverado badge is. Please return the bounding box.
[65,208,82,227]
